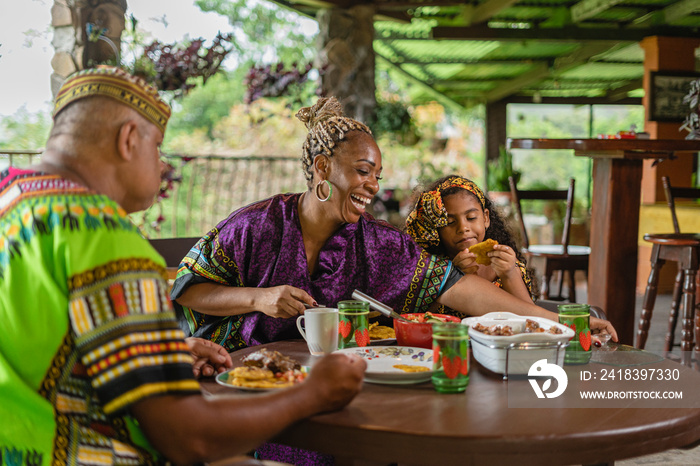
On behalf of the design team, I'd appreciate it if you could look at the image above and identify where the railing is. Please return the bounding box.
[155,154,306,237]
[1,150,307,237]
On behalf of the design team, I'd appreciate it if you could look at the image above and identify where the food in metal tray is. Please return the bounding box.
[472,319,563,336]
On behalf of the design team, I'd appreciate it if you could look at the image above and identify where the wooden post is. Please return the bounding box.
[317,5,376,123]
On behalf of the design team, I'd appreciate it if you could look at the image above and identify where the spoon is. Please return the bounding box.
[351,290,413,323]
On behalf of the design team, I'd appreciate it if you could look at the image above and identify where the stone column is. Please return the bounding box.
[50,0,78,98]
[316,5,376,124]
[50,0,127,98]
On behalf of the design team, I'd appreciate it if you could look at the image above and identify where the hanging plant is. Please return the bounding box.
[135,33,234,98]
[680,78,700,140]
[244,61,324,108]
[369,99,419,146]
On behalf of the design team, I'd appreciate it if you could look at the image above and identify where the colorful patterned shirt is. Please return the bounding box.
[0,168,201,466]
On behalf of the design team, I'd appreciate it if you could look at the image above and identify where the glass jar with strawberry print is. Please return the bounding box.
[337,300,370,348]
[431,322,470,393]
[557,304,592,365]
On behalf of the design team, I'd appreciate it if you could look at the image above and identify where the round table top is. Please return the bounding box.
[200,340,700,466]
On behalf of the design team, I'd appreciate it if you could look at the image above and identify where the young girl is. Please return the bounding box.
[405,174,535,303]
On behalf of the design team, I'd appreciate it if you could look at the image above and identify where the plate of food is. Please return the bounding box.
[368,322,396,346]
[335,346,433,384]
[216,348,309,391]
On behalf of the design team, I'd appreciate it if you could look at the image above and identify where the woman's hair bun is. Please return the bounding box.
[295,96,343,129]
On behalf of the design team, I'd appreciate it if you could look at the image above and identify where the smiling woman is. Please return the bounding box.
[169,96,460,352]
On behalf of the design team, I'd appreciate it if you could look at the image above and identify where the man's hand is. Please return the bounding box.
[304,352,366,413]
[256,285,316,318]
[185,337,233,378]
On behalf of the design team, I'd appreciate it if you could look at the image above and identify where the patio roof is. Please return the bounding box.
[273,0,700,108]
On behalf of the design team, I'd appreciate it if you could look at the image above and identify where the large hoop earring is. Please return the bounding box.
[315,179,332,202]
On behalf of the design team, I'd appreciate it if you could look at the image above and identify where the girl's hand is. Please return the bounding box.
[591,317,618,342]
[488,244,518,279]
[452,248,479,275]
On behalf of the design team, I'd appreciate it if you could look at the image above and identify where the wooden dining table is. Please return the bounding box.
[200,340,700,466]
[506,138,700,345]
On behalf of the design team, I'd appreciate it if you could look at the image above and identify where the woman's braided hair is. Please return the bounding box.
[296,96,372,188]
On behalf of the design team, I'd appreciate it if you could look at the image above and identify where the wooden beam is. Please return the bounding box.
[570,0,626,23]
[632,0,700,28]
[663,0,700,23]
[552,42,617,73]
[484,62,550,102]
[431,24,693,41]
[386,57,544,65]
[605,78,643,101]
[375,52,467,111]
[469,0,520,25]
[504,96,642,105]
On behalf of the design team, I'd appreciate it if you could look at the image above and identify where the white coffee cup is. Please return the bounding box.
[297,307,339,355]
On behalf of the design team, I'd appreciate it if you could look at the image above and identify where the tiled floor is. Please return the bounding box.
[571,279,699,466]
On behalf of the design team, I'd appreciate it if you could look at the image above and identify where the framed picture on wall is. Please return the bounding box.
[649,71,700,122]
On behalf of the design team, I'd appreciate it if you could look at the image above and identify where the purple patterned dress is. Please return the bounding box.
[171,193,454,465]
[172,193,453,351]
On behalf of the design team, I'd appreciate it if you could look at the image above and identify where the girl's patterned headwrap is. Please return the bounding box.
[53,66,171,133]
[405,175,486,248]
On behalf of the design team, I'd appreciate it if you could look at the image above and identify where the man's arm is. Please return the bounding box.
[130,352,366,465]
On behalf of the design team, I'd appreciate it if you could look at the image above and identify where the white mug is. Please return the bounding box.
[297,307,339,355]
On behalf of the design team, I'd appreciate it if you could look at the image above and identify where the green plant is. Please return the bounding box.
[681,78,700,140]
[370,99,419,146]
[487,146,521,192]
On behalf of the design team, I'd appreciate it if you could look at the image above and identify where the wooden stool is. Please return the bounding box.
[636,177,700,366]
[636,235,700,366]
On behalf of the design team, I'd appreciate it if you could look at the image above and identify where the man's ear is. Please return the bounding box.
[313,154,330,178]
[116,120,139,162]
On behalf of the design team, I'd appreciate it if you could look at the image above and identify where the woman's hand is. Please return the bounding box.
[185,337,233,378]
[590,317,618,342]
[256,285,316,318]
[488,244,518,279]
[451,249,479,275]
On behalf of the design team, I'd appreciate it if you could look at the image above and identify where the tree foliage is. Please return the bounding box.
[195,0,317,65]
[0,107,51,151]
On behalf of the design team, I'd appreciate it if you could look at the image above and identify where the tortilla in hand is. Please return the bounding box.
[468,239,498,265]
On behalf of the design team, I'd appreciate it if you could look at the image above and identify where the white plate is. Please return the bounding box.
[215,366,309,391]
[335,346,434,384]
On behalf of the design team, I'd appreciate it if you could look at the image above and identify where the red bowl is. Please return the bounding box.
[393,313,462,349]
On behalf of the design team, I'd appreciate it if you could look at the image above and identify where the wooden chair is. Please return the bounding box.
[508,176,590,302]
[149,236,200,281]
[636,176,700,364]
